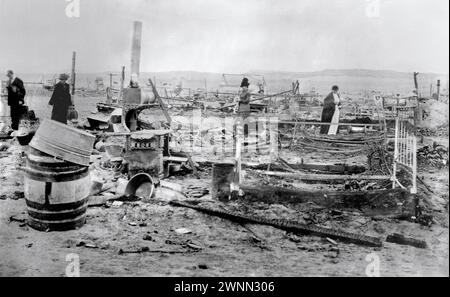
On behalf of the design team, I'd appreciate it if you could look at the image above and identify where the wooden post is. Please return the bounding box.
[71,51,76,95]
[392,117,399,189]
[131,21,143,78]
[437,80,441,100]
[413,72,419,97]
[231,121,242,199]
[148,78,172,124]
[411,135,417,194]
[120,66,125,91]
[119,66,125,100]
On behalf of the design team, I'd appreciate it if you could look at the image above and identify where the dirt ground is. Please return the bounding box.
[0,91,449,277]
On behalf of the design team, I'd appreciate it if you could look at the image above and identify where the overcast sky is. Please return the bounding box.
[0,0,448,74]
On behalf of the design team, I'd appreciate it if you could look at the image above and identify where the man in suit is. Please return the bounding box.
[6,70,26,131]
[48,73,72,124]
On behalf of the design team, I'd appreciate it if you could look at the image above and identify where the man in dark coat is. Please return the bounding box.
[320,85,339,134]
[48,73,72,124]
[6,70,26,130]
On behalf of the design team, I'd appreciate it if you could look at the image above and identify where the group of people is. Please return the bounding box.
[5,71,341,135]
[236,77,342,135]
[5,71,73,132]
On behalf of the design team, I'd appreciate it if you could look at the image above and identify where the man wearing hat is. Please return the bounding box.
[48,73,73,124]
[237,77,251,117]
[5,70,26,131]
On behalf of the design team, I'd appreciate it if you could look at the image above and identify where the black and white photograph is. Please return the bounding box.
[0,0,448,282]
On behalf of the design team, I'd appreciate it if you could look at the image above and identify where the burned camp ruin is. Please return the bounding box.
[0,1,449,279]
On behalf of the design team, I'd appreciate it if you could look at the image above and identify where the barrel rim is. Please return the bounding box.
[29,140,90,166]
[39,119,96,138]
[27,214,86,231]
[27,204,87,221]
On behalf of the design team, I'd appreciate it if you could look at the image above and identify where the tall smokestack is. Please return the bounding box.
[130,21,143,79]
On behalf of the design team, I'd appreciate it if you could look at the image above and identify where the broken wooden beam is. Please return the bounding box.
[257,171,391,182]
[238,185,411,217]
[196,160,367,175]
[118,247,197,255]
[279,121,383,127]
[170,200,383,247]
[148,78,172,124]
[386,233,427,249]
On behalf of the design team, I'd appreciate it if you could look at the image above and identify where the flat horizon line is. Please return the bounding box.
[13,68,450,77]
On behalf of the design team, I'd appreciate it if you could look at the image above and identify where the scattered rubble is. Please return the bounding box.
[418,143,449,168]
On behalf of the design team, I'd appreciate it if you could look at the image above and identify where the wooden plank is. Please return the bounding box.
[294,140,367,153]
[301,135,384,145]
[386,233,427,249]
[280,121,383,127]
[170,200,383,247]
[148,78,172,124]
[257,171,391,181]
[196,160,367,175]
[163,156,188,163]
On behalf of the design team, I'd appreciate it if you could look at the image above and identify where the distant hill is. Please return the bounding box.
[250,69,447,78]
[17,69,449,96]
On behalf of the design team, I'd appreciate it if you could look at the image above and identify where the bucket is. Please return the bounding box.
[124,173,155,200]
[22,148,90,231]
[211,163,235,201]
[29,119,95,166]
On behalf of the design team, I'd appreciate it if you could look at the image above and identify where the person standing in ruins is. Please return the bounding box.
[48,73,72,124]
[320,85,341,135]
[237,77,251,117]
[233,77,252,148]
[6,70,26,131]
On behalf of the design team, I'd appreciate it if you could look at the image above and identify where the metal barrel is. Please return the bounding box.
[211,163,235,201]
[23,149,90,231]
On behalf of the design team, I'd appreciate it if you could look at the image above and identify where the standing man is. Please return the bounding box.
[320,85,341,135]
[6,70,26,131]
[48,73,72,124]
[234,77,253,149]
[237,77,251,117]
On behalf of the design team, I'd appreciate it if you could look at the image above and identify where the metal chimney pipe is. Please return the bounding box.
[130,21,143,79]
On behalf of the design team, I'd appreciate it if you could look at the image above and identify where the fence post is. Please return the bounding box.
[392,117,399,189]
[411,136,417,194]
